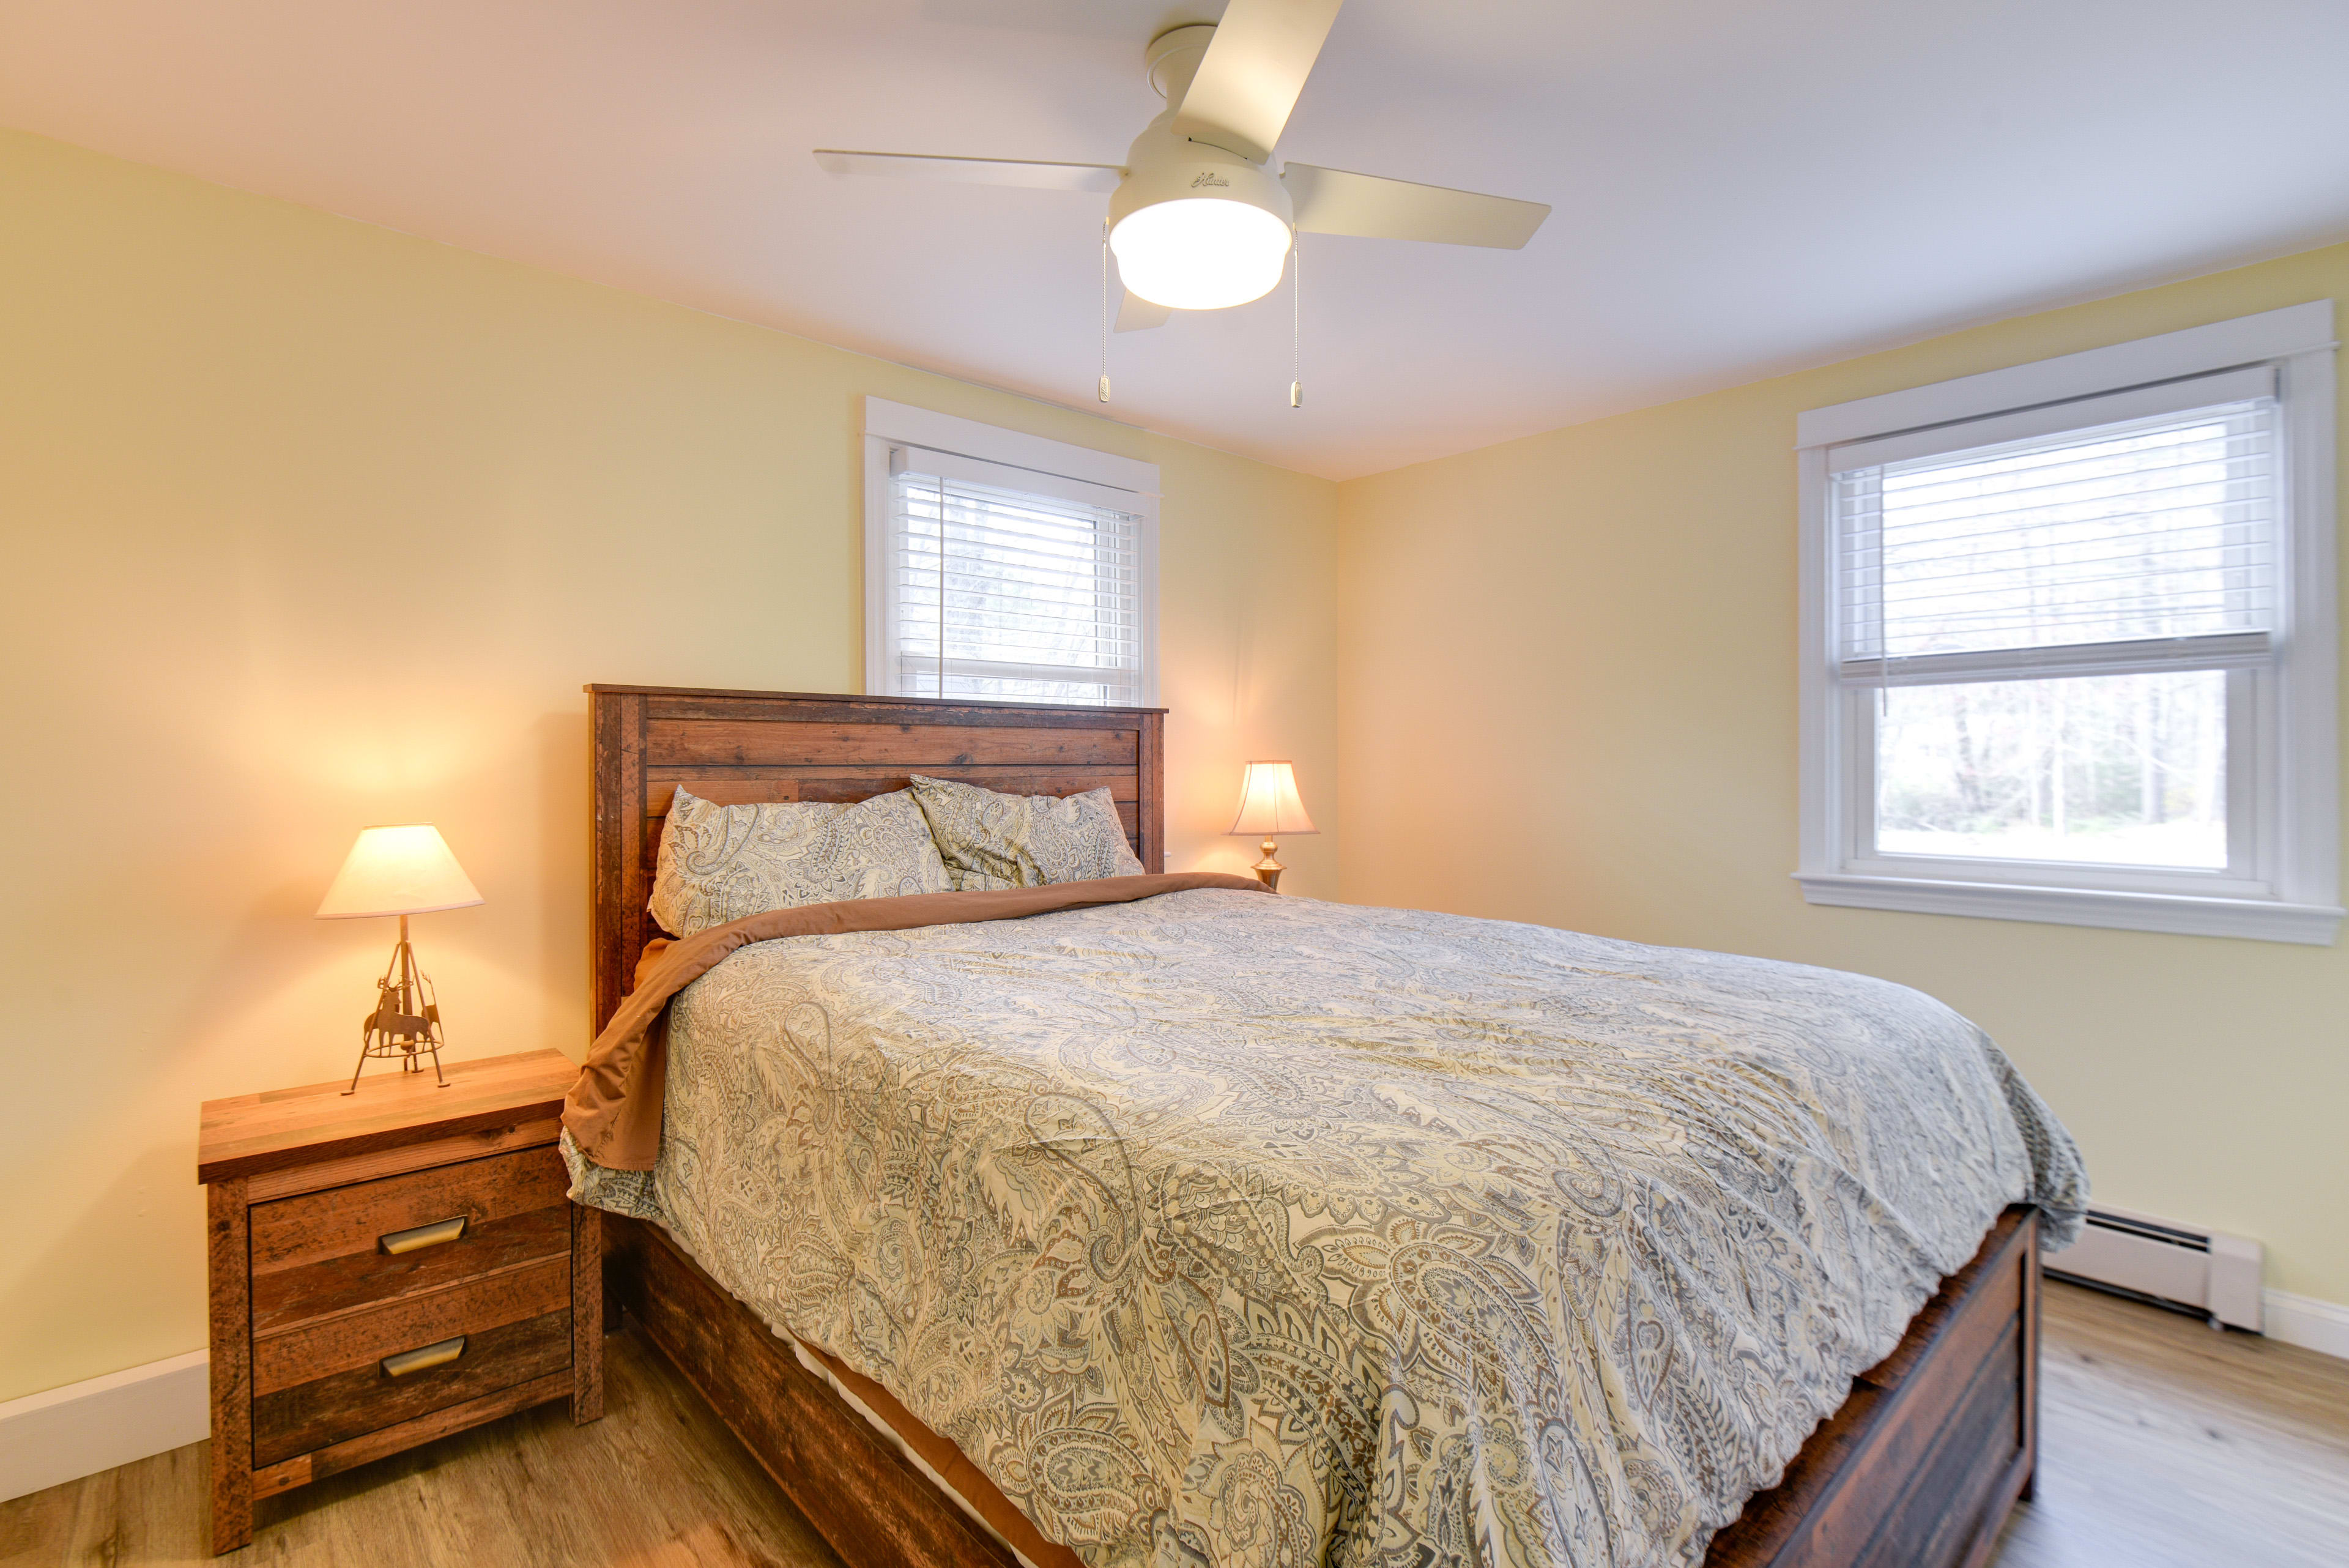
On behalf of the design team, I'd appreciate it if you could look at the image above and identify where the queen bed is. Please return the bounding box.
[563,684,2085,1568]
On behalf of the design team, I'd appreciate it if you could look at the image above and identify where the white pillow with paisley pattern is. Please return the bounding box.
[907,775,1145,890]
[649,787,952,937]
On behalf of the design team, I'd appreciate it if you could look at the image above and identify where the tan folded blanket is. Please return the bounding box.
[563,872,1270,1170]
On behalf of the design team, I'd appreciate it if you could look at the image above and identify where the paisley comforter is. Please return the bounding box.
[566,887,2084,1568]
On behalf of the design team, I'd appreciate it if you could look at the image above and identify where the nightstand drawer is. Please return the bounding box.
[253,1251,571,1397]
[251,1145,569,1277]
[252,1308,573,1466]
[251,1176,572,1340]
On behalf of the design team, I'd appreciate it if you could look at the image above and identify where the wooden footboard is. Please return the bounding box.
[607,1205,2039,1568]
[1708,1206,2041,1568]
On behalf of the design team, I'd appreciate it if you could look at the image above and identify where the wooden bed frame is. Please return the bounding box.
[585,683,2040,1568]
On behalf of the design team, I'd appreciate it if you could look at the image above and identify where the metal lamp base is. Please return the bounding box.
[1252,837,1285,893]
[344,914,452,1094]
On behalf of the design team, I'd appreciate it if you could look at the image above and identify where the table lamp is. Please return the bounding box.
[1227,760,1317,893]
[316,825,483,1094]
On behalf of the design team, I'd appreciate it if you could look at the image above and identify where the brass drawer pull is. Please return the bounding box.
[379,1215,467,1255]
[381,1336,467,1378]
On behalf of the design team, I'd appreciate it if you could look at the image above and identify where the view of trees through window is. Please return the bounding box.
[1875,671,2225,866]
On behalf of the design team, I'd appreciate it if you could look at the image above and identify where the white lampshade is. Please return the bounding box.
[316,825,484,920]
[1227,762,1318,837]
[1110,199,1292,310]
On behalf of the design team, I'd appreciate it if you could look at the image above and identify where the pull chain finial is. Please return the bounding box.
[1099,220,1113,404]
[1289,240,1302,409]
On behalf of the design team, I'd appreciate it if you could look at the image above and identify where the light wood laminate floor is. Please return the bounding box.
[7,1282,2346,1566]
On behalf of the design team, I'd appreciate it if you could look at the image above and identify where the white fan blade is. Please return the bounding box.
[1116,290,1173,332]
[1282,163,1549,248]
[814,150,1123,193]
[1171,0,1345,164]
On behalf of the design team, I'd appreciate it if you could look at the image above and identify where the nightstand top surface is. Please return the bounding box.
[198,1048,577,1186]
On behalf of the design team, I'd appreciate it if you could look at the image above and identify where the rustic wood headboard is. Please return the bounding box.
[586,685,1167,1033]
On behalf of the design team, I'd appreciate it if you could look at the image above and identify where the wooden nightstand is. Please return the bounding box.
[196,1049,601,1555]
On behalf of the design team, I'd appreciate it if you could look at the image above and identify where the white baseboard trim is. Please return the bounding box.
[0,1349,210,1503]
[2265,1289,2349,1361]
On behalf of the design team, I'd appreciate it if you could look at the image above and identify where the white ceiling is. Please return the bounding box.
[6,1,2348,480]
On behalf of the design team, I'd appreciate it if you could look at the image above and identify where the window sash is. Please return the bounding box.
[883,447,1149,708]
[1839,666,2266,894]
[1831,383,2285,888]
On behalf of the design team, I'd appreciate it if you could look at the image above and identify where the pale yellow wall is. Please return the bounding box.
[0,128,1338,1402]
[1338,242,2349,1306]
[15,105,2339,1410]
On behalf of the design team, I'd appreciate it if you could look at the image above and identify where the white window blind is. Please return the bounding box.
[1833,379,2282,679]
[885,445,1149,706]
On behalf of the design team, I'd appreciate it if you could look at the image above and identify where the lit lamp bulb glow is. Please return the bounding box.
[1110,198,1293,310]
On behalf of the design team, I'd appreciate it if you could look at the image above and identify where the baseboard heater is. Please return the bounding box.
[2046,1205,2263,1331]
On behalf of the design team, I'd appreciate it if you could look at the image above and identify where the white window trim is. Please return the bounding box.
[1795,302,2341,943]
[861,397,1161,707]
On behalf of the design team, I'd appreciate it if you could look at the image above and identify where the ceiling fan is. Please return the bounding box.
[814,0,1549,336]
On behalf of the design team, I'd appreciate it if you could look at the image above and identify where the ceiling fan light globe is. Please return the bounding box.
[1109,198,1292,311]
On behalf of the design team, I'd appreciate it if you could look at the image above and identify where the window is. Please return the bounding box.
[863,398,1158,707]
[1797,304,2339,942]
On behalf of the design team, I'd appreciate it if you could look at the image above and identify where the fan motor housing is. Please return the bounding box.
[1110,117,1294,234]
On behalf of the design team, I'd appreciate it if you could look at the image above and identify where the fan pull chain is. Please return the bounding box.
[1289,240,1302,409]
[1099,220,1113,404]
